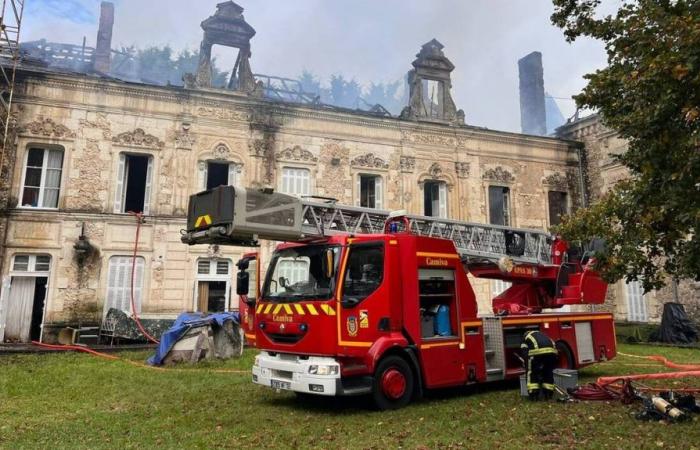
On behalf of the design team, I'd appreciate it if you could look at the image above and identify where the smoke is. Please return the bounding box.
[22,0,607,132]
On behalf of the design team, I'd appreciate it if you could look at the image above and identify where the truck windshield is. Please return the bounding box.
[262,245,340,302]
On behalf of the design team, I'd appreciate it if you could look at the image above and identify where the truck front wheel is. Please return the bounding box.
[372,355,414,410]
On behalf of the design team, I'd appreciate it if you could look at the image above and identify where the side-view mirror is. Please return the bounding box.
[279,277,288,288]
[236,271,250,296]
[322,248,335,279]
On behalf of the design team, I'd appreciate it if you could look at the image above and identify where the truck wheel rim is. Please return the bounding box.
[381,368,406,400]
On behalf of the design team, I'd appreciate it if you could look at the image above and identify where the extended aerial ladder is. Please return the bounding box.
[182,186,607,312]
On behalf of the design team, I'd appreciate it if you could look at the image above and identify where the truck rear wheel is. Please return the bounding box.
[372,355,414,410]
[556,341,574,369]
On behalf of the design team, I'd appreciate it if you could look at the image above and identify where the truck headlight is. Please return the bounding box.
[254,355,261,367]
[308,364,339,375]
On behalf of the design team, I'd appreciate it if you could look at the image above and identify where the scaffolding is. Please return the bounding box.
[0,0,25,164]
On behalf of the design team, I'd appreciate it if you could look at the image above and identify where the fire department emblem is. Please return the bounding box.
[346,316,358,337]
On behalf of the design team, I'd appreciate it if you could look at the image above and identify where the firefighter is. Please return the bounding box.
[521,330,558,400]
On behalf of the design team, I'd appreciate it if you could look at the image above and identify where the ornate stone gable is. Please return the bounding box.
[350,153,389,169]
[212,143,231,160]
[400,156,416,173]
[482,166,515,184]
[112,128,164,149]
[428,162,444,178]
[542,172,569,191]
[276,145,317,163]
[19,116,75,139]
[455,162,470,178]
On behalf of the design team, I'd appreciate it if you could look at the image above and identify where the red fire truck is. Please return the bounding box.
[183,186,616,409]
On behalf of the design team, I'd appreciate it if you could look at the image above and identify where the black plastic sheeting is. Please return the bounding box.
[650,303,699,344]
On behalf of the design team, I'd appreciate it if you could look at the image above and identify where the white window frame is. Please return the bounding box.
[105,256,146,316]
[625,280,648,322]
[356,174,383,209]
[18,146,64,210]
[424,180,448,218]
[114,153,154,215]
[198,161,242,191]
[10,254,52,274]
[194,258,232,312]
[280,167,311,197]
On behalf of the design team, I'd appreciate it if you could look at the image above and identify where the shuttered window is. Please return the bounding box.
[626,280,648,322]
[20,147,64,209]
[357,174,383,209]
[105,256,145,315]
[488,186,511,226]
[114,153,153,215]
[198,161,241,191]
[281,167,310,196]
[424,181,447,218]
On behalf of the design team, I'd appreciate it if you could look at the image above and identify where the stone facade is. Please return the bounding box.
[0,66,582,341]
[557,114,700,322]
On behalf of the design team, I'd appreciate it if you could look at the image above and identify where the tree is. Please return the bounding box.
[551,0,700,291]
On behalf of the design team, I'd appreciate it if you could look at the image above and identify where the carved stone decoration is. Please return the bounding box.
[207,244,223,259]
[276,145,317,163]
[212,143,231,160]
[248,137,274,158]
[173,123,195,149]
[428,163,443,178]
[542,172,569,191]
[400,156,416,173]
[19,116,76,138]
[79,112,111,139]
[482,166,515,184]
[455,162,470,178]
[112,128,165,149]
[196,106,250,122]
[350,153,389,169]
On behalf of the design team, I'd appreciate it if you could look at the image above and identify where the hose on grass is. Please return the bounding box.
[31,341,249,374]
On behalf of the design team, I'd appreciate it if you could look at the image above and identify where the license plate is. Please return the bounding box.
[271,379,291,390]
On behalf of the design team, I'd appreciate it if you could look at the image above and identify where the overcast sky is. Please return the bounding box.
[23,0,609,133]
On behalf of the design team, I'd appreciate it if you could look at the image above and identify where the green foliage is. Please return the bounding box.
[551,0,700,291]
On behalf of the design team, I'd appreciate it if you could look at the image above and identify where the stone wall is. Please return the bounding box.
[1,68,581,339]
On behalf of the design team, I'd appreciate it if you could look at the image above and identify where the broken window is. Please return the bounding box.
[20,147,64,208]
[488,186,511,226]
[547,191,568,227]
[199,161,240,191]
[105,256,145,315]
[114,153,153,214]
[424,181,447,218]
[357,174,383,209]
[281,167,310,196]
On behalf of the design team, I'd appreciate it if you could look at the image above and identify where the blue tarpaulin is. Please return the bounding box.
[147,311,240,365]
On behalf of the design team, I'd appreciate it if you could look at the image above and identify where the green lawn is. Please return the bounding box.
[1,344,699,449]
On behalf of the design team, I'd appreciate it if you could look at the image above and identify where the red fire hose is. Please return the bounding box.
[128,212,159,344]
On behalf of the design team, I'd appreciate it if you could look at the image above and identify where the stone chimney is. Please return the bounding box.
[93,1,114,74]
[518,51,547,136]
